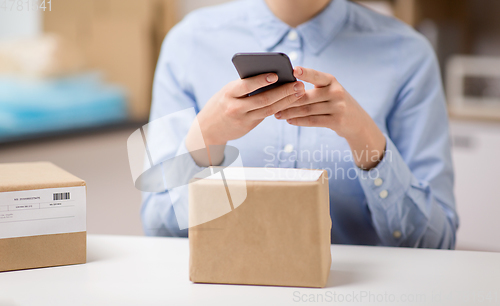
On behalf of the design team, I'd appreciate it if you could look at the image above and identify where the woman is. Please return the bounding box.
[142,0,458,248]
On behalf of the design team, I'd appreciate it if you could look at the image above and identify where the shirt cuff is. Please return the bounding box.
[175,137,206,171]
[355,134,412,211]
[175,139,236,168]
[169,138,235,188]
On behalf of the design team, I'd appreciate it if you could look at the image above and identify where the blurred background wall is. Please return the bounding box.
[0,0,229,41]
[1,0,499,252]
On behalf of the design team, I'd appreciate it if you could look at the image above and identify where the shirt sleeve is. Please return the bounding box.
[355,34,458,249]
[141,18,202,237]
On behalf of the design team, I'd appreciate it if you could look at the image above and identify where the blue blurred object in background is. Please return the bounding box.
[0,73,128,142]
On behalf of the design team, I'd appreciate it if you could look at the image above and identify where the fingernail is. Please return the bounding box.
[295,92,304,98]
[296,67,303,76]
[293,83,299,91]
[275,112,282,119]
[266,74,278,83]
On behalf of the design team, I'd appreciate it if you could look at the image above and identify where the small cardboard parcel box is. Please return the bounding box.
[189,167,331,288]
[0,162,86,272]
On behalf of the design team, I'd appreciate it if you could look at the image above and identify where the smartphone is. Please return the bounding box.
[232,52,296,96]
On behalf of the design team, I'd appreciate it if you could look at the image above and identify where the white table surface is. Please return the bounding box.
[0,235,499,306]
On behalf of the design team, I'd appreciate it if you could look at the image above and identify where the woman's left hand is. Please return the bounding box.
[275,66,387,170]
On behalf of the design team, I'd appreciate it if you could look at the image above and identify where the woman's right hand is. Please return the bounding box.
[186,73,305,166]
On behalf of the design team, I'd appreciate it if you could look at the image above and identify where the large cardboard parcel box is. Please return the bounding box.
[189,167,331,288]
[0,162,86,272]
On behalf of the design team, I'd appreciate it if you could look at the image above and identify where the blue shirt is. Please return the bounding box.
[142,0,458,248]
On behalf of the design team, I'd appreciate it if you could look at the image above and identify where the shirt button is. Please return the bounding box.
[287,30,298,41]
[379,190,388,199]
[289,51,298,61]
[393,230,402,239]
[284,144,294,153]
[374,178,383,187]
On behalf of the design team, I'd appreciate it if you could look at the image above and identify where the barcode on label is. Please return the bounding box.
[53,192,70,201]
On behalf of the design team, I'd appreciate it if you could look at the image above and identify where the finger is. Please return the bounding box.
[286,87,330,108]
[286,81,347,109]
[275,101,331,120]
[229,73,278,97]
[244,81,304,111]
[248,90,305,120]
[294,67,334,88]
[286,115,333,127]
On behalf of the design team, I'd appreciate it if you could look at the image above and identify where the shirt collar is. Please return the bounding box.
[248,0,349,54]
